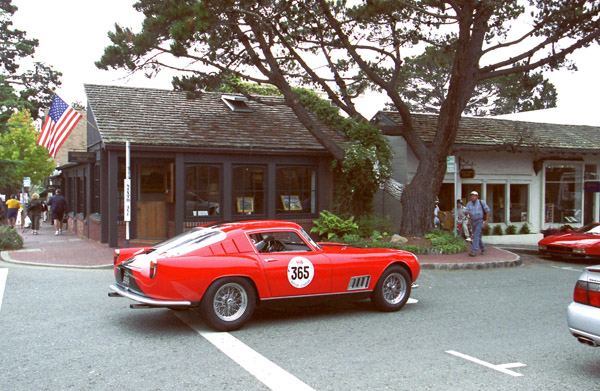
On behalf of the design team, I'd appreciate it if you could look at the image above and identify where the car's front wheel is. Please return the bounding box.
[371,266,411,312]
[201,277,256,331]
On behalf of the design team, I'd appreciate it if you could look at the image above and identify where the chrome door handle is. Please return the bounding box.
[265,258,278,263]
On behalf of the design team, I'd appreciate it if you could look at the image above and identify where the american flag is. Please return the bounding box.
[37,94,82,158]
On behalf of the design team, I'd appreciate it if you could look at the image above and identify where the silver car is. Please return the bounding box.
[567,265,600,347]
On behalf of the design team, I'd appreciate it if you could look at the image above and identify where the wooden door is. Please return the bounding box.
[137,165,167,239]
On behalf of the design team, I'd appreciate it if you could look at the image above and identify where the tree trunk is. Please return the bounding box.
[399,148,448,237]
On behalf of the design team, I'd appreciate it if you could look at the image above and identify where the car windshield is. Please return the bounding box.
[152,227,226,257]
[576,223,600,234]
[300,228,321,250]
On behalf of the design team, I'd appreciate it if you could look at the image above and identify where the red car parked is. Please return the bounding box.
[109,220,420,331]
[538,223,600,259]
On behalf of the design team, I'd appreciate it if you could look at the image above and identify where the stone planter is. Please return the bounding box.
[482,233,543,246]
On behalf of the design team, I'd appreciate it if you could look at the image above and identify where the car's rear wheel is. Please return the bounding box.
[201,277,256,331]
[371,265,411,312]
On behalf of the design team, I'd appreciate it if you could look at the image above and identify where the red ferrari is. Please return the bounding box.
[538,223,600,259]
[109,220,420,331]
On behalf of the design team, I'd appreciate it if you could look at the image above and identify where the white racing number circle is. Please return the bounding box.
[287,257,314,288]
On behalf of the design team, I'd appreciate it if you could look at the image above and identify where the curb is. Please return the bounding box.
[421,258,523,270]
[0,250,113,270]
[420,249,522,270]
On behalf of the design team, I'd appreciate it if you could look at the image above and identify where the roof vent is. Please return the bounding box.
[221,95,253,113]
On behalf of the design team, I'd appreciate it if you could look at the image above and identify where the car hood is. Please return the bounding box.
[541,233,600,247]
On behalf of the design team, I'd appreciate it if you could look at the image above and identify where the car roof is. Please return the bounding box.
[204,220,303,233]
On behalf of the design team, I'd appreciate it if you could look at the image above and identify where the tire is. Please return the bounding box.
[201,277,256,331]
[371,266,411,312]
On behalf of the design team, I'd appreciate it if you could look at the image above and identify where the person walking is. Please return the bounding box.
[27,193,43,235]
[47,189,67,235]
[464,191,490,256]
[5,194,21,229]
[452,199,471,241]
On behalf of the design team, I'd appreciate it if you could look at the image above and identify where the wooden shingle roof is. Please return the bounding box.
[375,111,600,153]
[84,84,346,154]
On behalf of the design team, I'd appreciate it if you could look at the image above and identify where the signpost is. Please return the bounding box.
[447,156,458,237]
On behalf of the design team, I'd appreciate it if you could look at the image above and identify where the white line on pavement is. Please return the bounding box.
[173,311,316,391]
[0,268,8,312]
[550,266,583,272]
[445,350,526,377]
[408,298,418,304]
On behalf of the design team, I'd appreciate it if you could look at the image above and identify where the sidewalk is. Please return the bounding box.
[0,221,522,270]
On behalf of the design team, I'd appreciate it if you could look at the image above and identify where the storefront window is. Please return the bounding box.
[276,167,316,214]
[486,184,505,223]
[545,163,583,224]
[233,166,265,215]
[509,184,528,222]
[185,165,221,218]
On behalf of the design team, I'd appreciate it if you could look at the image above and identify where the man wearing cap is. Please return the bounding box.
[464,191,490,256]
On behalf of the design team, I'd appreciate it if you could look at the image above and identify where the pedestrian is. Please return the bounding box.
[47,189,67,235]
[464,191,490,256]
[5,194,21,229]
[452,199,471,242]
[434,199,441,228]
[27,193,43,235]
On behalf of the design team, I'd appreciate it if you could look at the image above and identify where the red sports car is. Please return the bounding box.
[538,223,600,259]
[109,220,420,331]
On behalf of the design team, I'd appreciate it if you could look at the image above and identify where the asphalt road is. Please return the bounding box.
[0,252,598,391]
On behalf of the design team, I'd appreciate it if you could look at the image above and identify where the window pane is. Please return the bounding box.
[276,167,316,214]
[486,184,505,223]
[545,163,583,224]
[233,166,265,215]
[185,165,221,218]
[510,184,528,222]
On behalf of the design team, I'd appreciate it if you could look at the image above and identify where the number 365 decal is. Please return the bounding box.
[287,257,314,288]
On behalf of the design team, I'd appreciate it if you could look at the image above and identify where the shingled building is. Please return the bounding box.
[61,84,345,247]
[373,111,600,233]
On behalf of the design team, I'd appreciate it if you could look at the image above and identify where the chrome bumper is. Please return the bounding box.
[109,284,192,307]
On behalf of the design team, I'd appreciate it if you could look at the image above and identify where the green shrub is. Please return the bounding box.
[311,210,359,240]
[0,226,23,250]
[356,214,395,239]
[492,225,504,235]
[482,224,491,236]
[505,224,517,235]
[333,227,467,255]
[519,223,531,234]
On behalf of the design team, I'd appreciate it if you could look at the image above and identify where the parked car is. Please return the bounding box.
[108,220,420,331]
[566,265,600,347]
[538,223,600,259]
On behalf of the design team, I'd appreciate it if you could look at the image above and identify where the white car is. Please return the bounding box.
[567,265,600,347]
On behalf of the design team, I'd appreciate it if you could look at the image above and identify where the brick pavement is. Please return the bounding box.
[1,220,521,269]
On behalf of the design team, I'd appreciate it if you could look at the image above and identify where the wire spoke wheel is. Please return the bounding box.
[372,266,411,312]
[382,272,407,305]
[213,282,248,321]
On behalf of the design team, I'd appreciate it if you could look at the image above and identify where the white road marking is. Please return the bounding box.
[0,268,8,312]
[446,350,526,377]
[173,311,316,391]
[550,266,582,272]
[408,298,418,304]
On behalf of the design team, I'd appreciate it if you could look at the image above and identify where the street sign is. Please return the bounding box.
[23,177,31,187]
[124,179,131,222]
[446,156,456,173]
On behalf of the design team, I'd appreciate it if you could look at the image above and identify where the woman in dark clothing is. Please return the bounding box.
[27,193,43,235]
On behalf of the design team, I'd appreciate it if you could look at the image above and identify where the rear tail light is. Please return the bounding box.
[113,249,120,266]
[574,280,600,308]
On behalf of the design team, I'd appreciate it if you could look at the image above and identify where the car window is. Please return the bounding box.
[153,227,226,257]
[584,224,600,234]
[250,231,312,253]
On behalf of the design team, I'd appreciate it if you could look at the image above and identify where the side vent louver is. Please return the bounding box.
[347,275,371,291]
